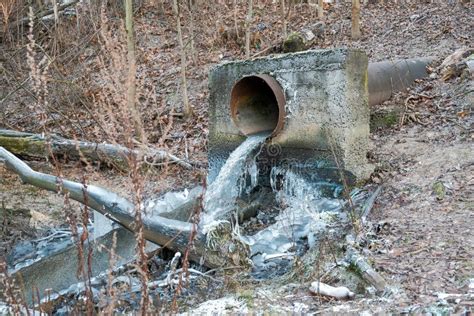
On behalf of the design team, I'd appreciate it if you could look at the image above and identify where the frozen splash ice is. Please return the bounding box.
[239,157,259,195]
[246,166,347,256]
[245,166,367,277]
[270,166,344,211]
[201,133,268,227]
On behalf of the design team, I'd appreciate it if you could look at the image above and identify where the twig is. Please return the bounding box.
[33,231,71,243]
[147,267,218,289]
[0,76,31,105]
[251,45,276,58]
[361,186,382,224]
[202,265,245,275]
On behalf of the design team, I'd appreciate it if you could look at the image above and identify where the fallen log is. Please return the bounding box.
[345,241,389,294]
[10,0,80,28]
[0,129,192,169]
[0,147,249,269]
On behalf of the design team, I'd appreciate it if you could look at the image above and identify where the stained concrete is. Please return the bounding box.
[208,48,373,183]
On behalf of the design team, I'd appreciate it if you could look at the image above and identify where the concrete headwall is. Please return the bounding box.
[208,48,373,183]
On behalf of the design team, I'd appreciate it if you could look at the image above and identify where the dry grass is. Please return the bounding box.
[0,0,16,33]
[0,1,169,312]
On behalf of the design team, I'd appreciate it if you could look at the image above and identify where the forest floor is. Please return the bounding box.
[0,1,473,313]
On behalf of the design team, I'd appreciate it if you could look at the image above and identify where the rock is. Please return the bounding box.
[300,22,325,43]
[462,55,474,79]
[439,48,474,72]
[310,22,325,38]
[309,281,355,299]
[282,33,305,53]
[256,22,267,32]
[410,14,421,22]
[300,29,315,42]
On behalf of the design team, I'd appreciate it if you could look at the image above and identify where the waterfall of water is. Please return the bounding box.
[201,133,268,227]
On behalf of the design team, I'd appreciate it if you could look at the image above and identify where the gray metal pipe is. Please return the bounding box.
[368,58,434,106]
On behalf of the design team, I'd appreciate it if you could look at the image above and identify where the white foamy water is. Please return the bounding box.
[201,133,268,227]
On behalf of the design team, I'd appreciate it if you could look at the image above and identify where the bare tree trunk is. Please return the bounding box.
[173,0,193,119]
[245,0,253,58]
[280,0,287,38]
[187,0,197,65]
[125,0,145,143]
[233,0,239,37]
[351,0,361,40]
[318,0,324,19]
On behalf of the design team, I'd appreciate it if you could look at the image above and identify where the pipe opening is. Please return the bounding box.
[230,75,286,137]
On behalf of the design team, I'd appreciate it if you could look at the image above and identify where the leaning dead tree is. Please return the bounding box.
[0,129,192,169]
[0,146,249,269]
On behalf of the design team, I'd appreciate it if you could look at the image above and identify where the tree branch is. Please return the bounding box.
[0,147,248,269]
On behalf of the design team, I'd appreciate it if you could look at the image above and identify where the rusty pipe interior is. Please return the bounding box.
[230,75,286,137]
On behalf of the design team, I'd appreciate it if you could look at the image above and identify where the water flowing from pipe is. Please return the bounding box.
[201,133,268,227]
